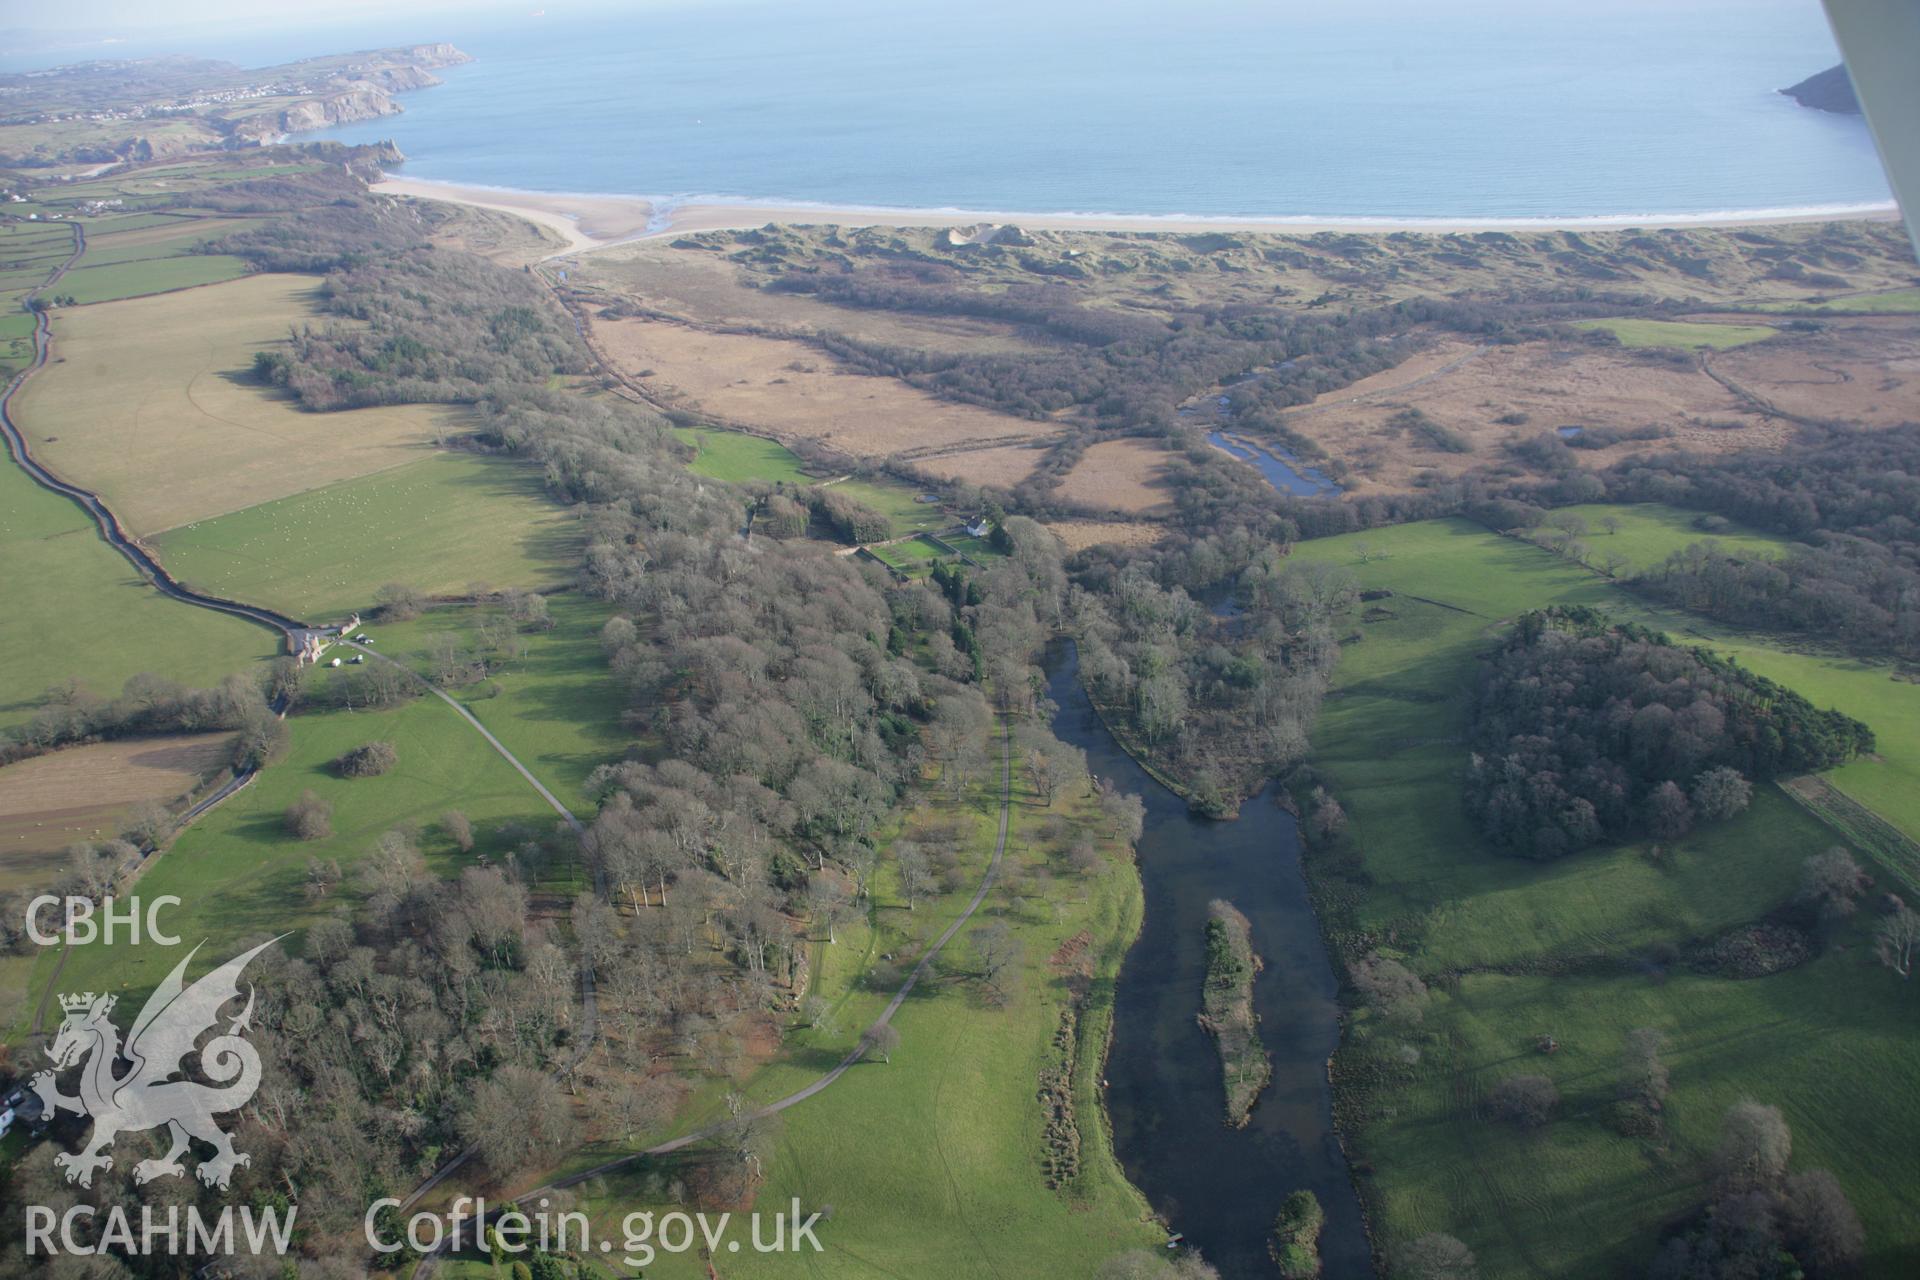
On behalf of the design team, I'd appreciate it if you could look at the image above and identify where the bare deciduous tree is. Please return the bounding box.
[285,789,333,841]
[1714,1100,1792,1192]
[1875,903,1919,978]
[862,1023,901,1064]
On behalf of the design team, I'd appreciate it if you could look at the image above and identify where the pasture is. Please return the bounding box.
[0,733,233,890]
[153,452,583,622]
[672,427,810,485]
[56,253,250,305]
[73,221,248,267]
[868,534,945,576]
[314,593,627,809]
[825,476,949,534]
[16,273,476,533]
[1538,501,1787,576]
[0,455,272,734]
[1571,316,1779,349]
[1289,516,1920,1277]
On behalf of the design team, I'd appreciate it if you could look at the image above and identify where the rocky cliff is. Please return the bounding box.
[1782,64,1860,115]
[227,45,470,143]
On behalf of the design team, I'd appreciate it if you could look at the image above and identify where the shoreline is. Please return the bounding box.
[371,175,1901,255]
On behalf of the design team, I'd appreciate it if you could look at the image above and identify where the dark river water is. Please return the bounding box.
[1045,641,1373,1279]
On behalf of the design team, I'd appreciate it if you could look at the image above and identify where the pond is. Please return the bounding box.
[1207,431,1343,498]
[1045,641,1373,1278]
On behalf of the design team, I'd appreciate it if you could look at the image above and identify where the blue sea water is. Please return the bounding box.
[28,0,1900,221]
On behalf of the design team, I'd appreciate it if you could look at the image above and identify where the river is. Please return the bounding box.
[1044,642,1372,1278]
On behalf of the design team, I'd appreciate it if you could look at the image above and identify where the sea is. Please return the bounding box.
[11,0,1895,223]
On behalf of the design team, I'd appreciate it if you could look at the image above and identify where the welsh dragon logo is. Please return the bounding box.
[32,938,279,1190]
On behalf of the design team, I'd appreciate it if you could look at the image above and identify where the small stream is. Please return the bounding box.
[1045,642,1372,1278]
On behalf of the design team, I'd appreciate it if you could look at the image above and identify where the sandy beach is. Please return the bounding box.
[373,176,1899,257]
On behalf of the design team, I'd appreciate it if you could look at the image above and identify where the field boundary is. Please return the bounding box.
[1777,774,1920,899]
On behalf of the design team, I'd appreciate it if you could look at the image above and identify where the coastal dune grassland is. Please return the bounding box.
[1288,513,1920,1277]
[151,451,584,620]
[14,273,476,533]
[547,216,1920,524]
[567,242,1046,355]
[589,312,1046,461]
[0,732,233,888]
[0,452,273,734]
[1264,313,1920,494]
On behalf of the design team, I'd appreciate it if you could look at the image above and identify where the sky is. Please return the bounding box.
[0,0,1839,70]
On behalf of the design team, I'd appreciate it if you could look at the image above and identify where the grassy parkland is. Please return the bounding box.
[467,725,1165,1280]
[1289,510,1920,1277]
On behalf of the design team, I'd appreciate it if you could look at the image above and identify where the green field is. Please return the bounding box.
[1571,317,1779,349]
[1290,516,1920,1278]
[827,476,948,535]
[0,308,37,379]
[869,534,946,575]
[941,531,1008,563]
[1542,501,1788,579]
[74,228,238,268]
[154,452,583,621]
[0,448,272,732]
[13,692,562,1039]
[314,593,628,809]
[58,253,250,305]
[673,427,810,485]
